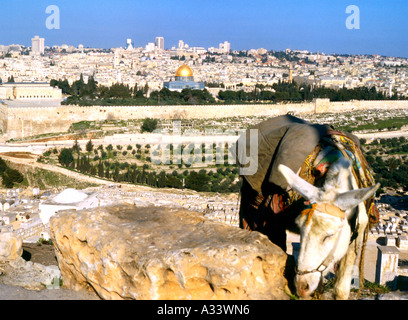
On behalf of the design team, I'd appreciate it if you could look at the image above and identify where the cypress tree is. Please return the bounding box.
[98,160,104,178]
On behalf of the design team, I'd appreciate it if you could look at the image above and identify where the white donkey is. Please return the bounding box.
[278,158,379,300]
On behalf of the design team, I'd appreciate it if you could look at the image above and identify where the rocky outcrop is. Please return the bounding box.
[0,232,23,263]
[50,204,289,300]
[0,257,61,291]
[0,232,61,291]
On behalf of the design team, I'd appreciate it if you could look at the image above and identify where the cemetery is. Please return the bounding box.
[0,181,407,294]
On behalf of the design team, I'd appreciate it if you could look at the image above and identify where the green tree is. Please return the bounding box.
[86,139,94,155]
[50,79,72,95]
[85,139,94,166]
[0,157,8,174]
[141,118,158,133]
[1,168,24,188]
[81,155,91,173]
[157,171,167,188]
[113,167,120,182]
[71,73,85,96]
[89,165,97,176]
[98,160,104,178]
[58,148,74,167]
[1,174,14,188]
[5,168,24,183]
[72,139,81,170]
[166,175,183,188]
[185,171,210,192]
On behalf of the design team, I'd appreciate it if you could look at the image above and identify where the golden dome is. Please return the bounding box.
[175,64,193,77]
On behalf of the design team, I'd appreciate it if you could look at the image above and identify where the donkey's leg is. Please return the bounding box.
[333,242,358,299]
[334,206,368,300]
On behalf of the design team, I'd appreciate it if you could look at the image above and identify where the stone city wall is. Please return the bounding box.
[14,218,46,241]
[2,99,408,139]
[329,100,408,112]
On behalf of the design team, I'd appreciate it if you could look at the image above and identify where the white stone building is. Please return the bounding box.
[39,188,99,224]
[0,82,62,100]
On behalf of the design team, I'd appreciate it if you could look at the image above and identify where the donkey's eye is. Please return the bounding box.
[323,234,334,242]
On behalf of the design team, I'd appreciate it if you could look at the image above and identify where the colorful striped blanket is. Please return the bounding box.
[241,130,379,233]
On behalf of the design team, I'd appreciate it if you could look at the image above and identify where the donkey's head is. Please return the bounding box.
[278,158,379,298]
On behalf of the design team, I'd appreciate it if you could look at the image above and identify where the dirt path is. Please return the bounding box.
[0,152,206,196]
[0,283,100,300]
[0,153,116,187]
[355,129,408,141]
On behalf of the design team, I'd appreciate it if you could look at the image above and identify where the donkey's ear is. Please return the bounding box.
[278,164,320,201]
[324,157,352,190]
[335,183,380,211]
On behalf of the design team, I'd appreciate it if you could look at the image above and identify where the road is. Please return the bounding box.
[355,129,408,141]
[0,152,116,187]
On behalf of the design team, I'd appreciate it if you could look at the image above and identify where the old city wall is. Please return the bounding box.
[1,102,316,139]
[3,99,408,139]
[1,105,74,139]
[329,100,408,112]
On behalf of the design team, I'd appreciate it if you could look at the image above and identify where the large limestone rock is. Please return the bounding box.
[0,232,23,263]
[50,204,289,300]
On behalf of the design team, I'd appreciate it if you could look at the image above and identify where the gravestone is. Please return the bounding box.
[375,246,399,290]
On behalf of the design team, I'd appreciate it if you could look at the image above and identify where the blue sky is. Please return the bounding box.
[1,0,407,57]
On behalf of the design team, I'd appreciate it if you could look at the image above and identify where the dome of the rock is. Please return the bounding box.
[175,65,193,77]
[163,64,204,91]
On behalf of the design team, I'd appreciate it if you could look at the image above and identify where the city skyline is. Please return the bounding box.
[0,0,407,58]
